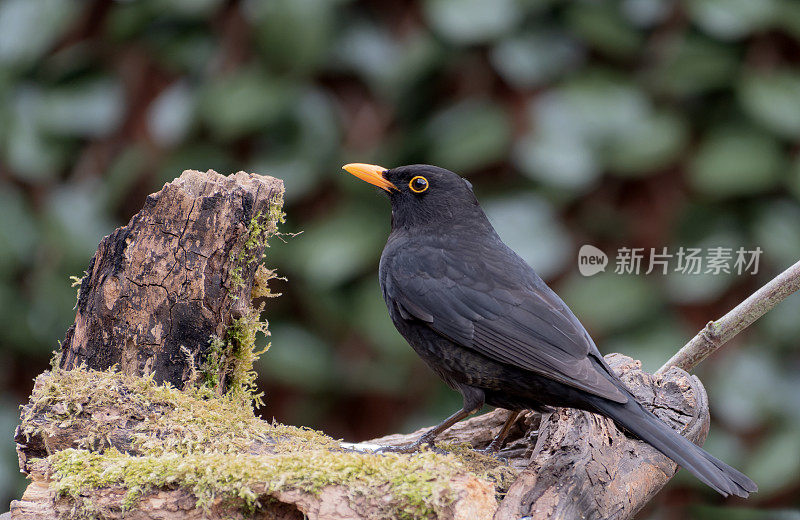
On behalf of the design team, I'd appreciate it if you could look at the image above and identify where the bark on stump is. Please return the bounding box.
[11,169,713,520]
[59,169,283,389]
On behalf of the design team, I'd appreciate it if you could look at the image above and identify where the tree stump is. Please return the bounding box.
[10,169,713,520]
[59,169,283,389]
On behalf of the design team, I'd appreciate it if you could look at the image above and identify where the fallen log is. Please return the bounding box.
[369,354,710,520]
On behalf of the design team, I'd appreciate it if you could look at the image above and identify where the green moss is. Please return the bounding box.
[199,336,226,391]
[199,304,270,407]
[20,366,339,458]
[69,274,84,308]
[202,191,285,405]
[437,442,520,497]
[24,367,513,518]
[228,193,284,294]
[49,348,63,370]
[252,265,284,300]
[49,446,471,518]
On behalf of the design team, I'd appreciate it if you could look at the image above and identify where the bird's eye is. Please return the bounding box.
[409,176,429,193]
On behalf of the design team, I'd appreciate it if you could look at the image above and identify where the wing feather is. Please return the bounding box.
[385,243,627,403]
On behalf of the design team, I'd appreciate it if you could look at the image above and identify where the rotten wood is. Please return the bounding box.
[11,460,495,520]
[59,169,283,389]
[371,354,710,520]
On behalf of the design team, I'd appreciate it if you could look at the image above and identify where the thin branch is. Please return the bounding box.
[658,259,800,374]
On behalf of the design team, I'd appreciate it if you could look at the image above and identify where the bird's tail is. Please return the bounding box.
[591,397,757,497]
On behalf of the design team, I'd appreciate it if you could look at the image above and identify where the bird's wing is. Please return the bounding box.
[384,242,627,403]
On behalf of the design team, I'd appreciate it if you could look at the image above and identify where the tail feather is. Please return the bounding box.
[592,398,757,497]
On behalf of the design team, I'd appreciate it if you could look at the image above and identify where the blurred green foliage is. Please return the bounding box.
[1,0,799,516]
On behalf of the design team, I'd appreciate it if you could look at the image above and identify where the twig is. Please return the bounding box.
[658,259,800,374]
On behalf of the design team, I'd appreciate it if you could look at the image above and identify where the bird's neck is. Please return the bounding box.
[390,197,492,231]
[389,206,496,241]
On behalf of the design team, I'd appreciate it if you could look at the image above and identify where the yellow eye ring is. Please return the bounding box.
[409,176,429,193]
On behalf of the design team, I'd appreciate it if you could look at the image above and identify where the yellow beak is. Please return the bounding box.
[342,163,397,192]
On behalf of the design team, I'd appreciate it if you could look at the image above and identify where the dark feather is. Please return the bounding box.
[383,236,628,403]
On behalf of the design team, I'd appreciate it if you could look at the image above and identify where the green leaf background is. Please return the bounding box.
[1,0,799,515]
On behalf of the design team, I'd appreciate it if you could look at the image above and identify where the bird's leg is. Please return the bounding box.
[377,387,484,454]
[477,410,520,453]
[378,408,473,454]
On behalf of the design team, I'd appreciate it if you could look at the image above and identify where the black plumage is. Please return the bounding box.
[343,163,756,498]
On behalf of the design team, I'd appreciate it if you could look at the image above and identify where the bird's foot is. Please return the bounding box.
[374,442,424,454]
[374,438,448,455]
[476,440,503,454]
[473,444,510,463]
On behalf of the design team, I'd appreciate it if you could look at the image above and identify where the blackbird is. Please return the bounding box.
[342,162,756,498]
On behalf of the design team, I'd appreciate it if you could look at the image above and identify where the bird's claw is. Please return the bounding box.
[476,440,501,453]
[374,443,423,454]
[473,446,510,462]
[374,439,448,455]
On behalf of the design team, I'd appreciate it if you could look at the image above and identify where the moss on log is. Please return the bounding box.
[13,367,500,520]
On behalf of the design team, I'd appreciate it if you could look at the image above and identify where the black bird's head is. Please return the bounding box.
[342,163,484,230]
